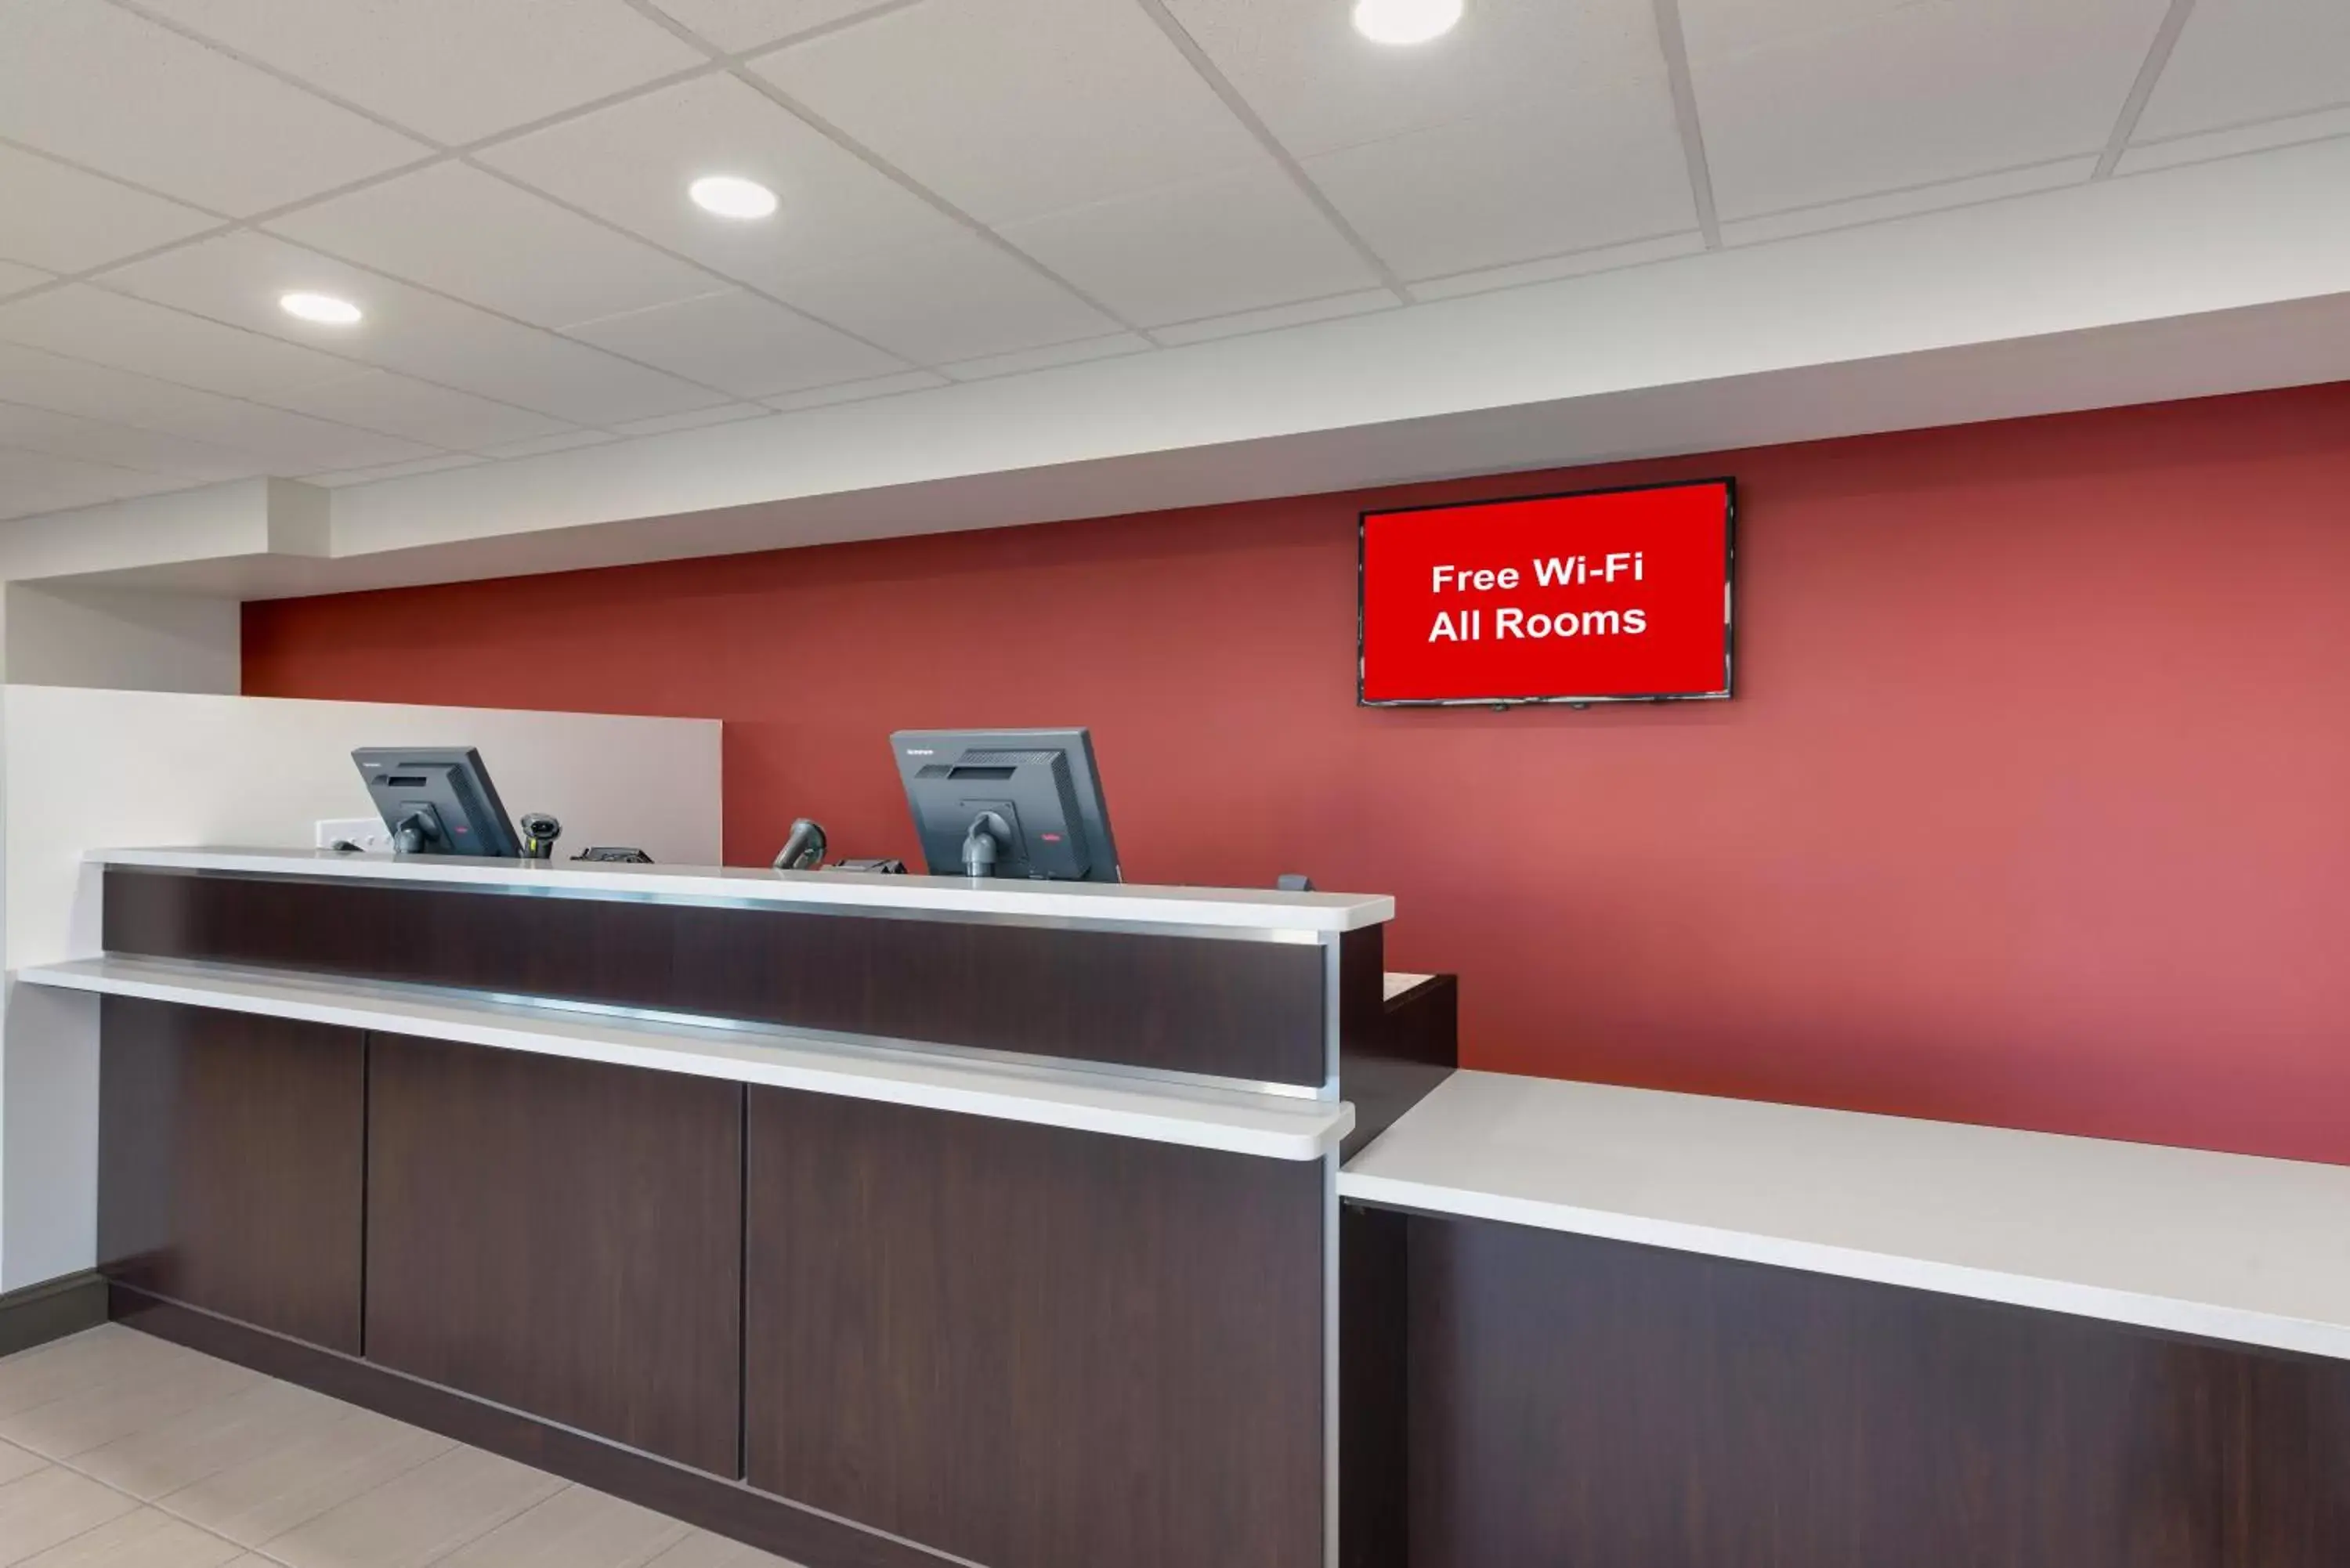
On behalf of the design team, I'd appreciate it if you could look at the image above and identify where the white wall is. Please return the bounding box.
[0,478,322,583]
[2,584,240,695]
[0,686,723,1290]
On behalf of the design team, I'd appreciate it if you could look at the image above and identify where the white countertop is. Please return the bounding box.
[90,847,1394,936]
[20,955,1352,1161]
[1340,1070,2350,1360]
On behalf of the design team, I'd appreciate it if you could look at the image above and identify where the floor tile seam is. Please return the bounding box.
[0,1465,142,1568]
[248,1466,576,1568]
[139,1427,463,1549]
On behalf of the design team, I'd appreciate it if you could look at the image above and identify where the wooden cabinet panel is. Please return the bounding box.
[99,997,364,1352]
[104,868,1330,1086]
[1405,1213,2350,1568]
[363,1035,743,1476]
[744,1088,1327,1568]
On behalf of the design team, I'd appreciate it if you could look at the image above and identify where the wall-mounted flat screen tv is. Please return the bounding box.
[1359,478,1735,707]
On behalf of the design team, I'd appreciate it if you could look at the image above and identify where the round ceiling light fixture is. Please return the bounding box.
[689,174,779,220]
[1352,0,1462,45]
[278,291,363,325]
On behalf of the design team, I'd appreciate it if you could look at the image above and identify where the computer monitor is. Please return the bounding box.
[892,728,1121,883]
[353,747,521,857]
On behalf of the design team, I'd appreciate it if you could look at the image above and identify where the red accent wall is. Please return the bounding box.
[245,385,2350,1165]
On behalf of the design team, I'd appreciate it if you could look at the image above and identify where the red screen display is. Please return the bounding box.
[1359,479,1734,705]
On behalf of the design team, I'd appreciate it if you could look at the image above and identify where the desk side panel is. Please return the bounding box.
[364,1034,743,1476]
[744,1087,1326,1568]
[104,869,1329,1086]
[1340,929,1456,1161]
[97,996,363,1352]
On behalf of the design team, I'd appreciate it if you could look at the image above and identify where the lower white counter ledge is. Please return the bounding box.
[1339,1070,2350,1362]
[18,954,1351,1162]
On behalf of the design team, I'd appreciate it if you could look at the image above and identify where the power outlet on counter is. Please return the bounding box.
[316,817,391,853]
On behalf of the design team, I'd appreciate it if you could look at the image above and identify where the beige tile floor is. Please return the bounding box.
[0,1326,801,1568]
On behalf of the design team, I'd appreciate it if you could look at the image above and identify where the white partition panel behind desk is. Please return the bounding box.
[0,685,723,1289]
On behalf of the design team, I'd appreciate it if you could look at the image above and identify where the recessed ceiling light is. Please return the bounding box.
[689,174,778,220]
[1352,0,1462,45]
[278,291,363,325]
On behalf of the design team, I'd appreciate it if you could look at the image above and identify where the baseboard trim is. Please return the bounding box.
[108,1284,954,1568]
[0,1270,108,1359]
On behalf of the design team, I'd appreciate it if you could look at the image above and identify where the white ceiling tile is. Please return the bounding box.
[1163,0,1692,279]
[92,227,437,335]
[305,453,490,487]
[0,143,218,274]
[1408,234,1708,302]
[611,403,774,436]
[2118,104,2350,176]
[131,0,707,144]
[0,341,428,482]
[647,0,898,53]
[98,232,732,426]
[267,163,731,331]
[273,370,574,451]
[0,342,445,471]
[0,285,357,399]
[482,76,1115,361]
[564,289,904,397]
[0,339,287,432]
[1682,0,1935,56]
[1307,92,1697,281]
[999,164,1381,328]
[763,369,948,410]
[1718,157,2098,248]
[152,401,446,473]
[0,401,258,481]
[0,448,190,519]
[368,319,728,427]
[2134,0,2350,143]
[0,0,428,216]
[769,232,1118,364]
[1683,0,2172,220]
[479,429,624,460]
[0,262,52,300]
[479,74,971,292]
[1162,0,1665,159]
[1152,287,1397,346]
[756,0,1267,226]
[938,333,1152,382]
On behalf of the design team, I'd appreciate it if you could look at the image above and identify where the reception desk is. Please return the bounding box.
[20,847,1457,1568]
[31,845,2346,1568]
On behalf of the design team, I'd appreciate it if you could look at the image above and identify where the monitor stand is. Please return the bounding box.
[960,811,1010,877]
